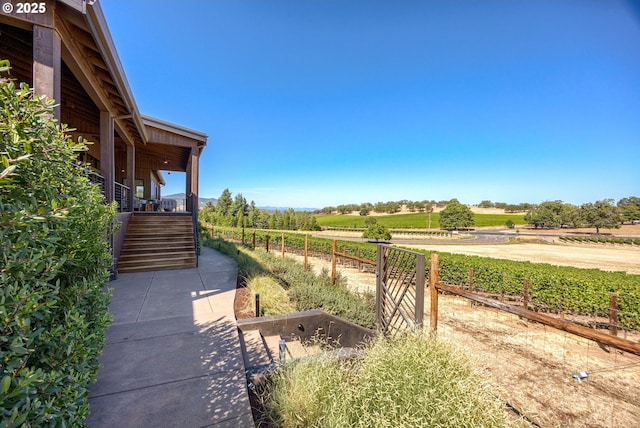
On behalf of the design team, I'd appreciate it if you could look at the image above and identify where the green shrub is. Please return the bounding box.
[0,63,116,426]
[261,331,517,427]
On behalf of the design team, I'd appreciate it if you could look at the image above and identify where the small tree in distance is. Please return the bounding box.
[362,218,392,241]
[581,199,621,234]
[439,199,474,230]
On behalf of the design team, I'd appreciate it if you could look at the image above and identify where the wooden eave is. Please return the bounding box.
[139,115,208,172]
[1,0,208,175]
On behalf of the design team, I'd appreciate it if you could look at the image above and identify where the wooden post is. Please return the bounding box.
[609,293,619,337]
[468,268,474,292]
[430,254,439,334]
[331,240,337,285]
[304,235,309,271]
[266,234,270,253]
[252,230,256,249]
[357,248,361,271]
[281,232,285,258]
[242,227,245,245]
[523,278,530,310]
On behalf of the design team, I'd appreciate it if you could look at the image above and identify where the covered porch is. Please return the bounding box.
[0,0,208,266]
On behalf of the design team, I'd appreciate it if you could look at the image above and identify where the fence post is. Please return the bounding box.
[242,227,245,245]
[430,253,439,334]
[375,244,385,330]
[523,278,529,310]
[266,234,270,253]
[609,293,619,337]
[468,267,474,292]
[255,293,260,318]
[252,230,256,249]
[304,235,308,271]
[281,232,285,259]
[331,240,337,285]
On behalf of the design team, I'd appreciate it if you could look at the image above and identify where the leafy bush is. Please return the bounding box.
[0,63,116,426]
[260,331,517,427]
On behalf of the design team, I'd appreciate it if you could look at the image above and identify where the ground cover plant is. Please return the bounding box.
[259,330,521,428]
[0,62,116,426]
[206,227,640,329]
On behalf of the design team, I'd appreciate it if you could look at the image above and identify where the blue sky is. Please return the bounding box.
[101,0,640,209]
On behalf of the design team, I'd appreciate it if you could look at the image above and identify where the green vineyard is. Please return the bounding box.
[315,212,527,229]
[559,235,640,246]
[202,225,640,329]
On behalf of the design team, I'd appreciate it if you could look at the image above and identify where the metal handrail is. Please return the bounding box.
[114,182,130,212]
[86,170,130,212]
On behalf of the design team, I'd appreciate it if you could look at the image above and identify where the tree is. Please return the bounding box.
[478,200,494,208]
[362,223,392,241]
[580,199,621,234]
[524,200,576,229]
[439,199,474,230]
[232,193,248,219]
[618,196,640,223]
[215,188,233,217]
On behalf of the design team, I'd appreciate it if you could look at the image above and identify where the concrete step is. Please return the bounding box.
[263,334,282,363]
[240,330,273,370]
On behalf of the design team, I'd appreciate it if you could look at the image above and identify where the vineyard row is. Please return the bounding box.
[201,225,640,329]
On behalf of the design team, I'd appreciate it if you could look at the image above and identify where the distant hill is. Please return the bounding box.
[260,206,319,212]
[163,193,217,207]
[162,193,317,211]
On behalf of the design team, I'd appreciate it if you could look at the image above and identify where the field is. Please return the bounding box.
[405,242,640,274]
[315,212,527,229]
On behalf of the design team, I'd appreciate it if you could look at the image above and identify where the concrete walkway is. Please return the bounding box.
[87,247,254,427]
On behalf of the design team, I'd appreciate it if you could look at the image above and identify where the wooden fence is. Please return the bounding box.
[428,254,640,357]
[203,226,639,356]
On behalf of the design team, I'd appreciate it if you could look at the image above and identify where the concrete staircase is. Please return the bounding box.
[239,330,322,384]
[117,214,197,273]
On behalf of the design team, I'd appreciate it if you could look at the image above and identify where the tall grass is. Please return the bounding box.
[246,274,296,316]
[261,331,520,427]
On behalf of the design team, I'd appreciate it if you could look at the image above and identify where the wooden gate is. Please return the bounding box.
[376,244,426,336]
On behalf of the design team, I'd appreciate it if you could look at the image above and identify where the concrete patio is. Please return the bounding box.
[87,247,254,427]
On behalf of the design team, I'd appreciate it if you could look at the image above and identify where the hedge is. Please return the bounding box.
[1,62,116,426]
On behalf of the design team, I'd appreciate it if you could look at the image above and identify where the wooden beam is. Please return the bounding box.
[185,146,199,211]
[33,8,61,119]
[126,144,135,211]
[100,111,114,204]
